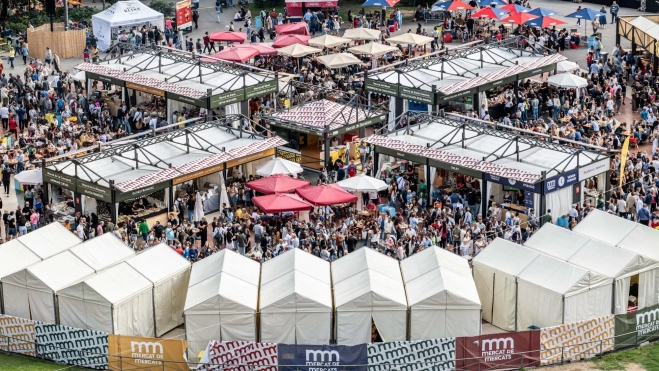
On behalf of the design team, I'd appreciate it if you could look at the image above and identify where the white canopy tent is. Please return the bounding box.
[260,249,332,344]
[92,1,165,51]
[401,246,481,339]
[127,244,191,336]
[332,248,407,344]
[547,73,588,88]
[184,250,260,359]
[57,262,154,336]
[69,234,135,271]
[574,209,659,309]
[2,251,95,323]
[525,224,659,314]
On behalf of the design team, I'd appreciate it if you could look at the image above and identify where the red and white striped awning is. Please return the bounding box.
[270,99,370,131]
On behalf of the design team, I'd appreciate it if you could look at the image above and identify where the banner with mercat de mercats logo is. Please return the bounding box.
[107,334,190,371]
[615,303,659,349]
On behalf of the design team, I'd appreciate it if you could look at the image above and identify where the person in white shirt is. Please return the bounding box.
[0,106,8,130]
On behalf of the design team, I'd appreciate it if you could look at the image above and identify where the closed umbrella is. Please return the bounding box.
[209,31,247,43]
[247,174,311,195]
[348,42,399,56]
[342,28,382,41]
[317,53,364,68]
[14,168,42,185]
[273,34,311,48]
[336,174,388,192]
[256,158,303,176]
[309,34,352,48]
[253,193,312,213]
[193,192,204,223]
[277,44,322,57]
[547,73,588,88]
[232,43,278,55]
[386,33,434,46]
[296,185,358,206]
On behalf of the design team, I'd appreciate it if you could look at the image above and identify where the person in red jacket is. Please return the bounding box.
[8,114,17,139]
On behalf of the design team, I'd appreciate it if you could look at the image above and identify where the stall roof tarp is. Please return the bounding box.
[127,244,190,284]
[0,241,42,281]
[92,1,164,28]
[473,238,540,277]
[189,249,260,288]
[69,234,135,271]
[268,99,377,133]
[14,223,82,259]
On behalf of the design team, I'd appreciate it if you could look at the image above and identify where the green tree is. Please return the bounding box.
[149,0,175,17]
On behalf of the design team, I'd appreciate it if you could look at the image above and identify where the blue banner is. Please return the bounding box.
[483,174,542,194]
[544,169,579,194]
[278,344,368,371]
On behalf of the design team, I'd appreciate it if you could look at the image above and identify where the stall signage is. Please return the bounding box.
[399,86,435,104]
[578,158,610,181]
[126,82,165,97]
[332,115,387,135]
[76,179,112,202]
[271,120,318,135]
[85,72,125,87]
[480,77,514,92]
[173,163,225,185]
[524,191,534,209]
[544,169,579,194]
[276,147,302,163]
[376,146,425,164]
[364,79,399,96]
[226,148,275,168]
[455,331,541,371]
[286,1,302,6]
[277,344,367,371]
[43,169,76,190]
[484,173,542,193]
[429,159,482,178]
[304,1,338,6]
[116,181,170,202]
[519,63,556,79]
[210,89,245,107]
[166,92,207,108]
[437,89,475,103]
[615,302,659,349]
[176,0,193,30]
[245,80,278,99]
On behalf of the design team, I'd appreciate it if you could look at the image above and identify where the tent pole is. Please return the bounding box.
[514,279,518,331]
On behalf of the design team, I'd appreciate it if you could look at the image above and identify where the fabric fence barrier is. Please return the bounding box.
[108,334,190,371]
[197,340,278,371]
[615,303,659,349]
[454,331,541,371]
[0,315,36,356]
[279,344,367,371]
[34,322,109,370]
[540,315,614,365]
[367,339,456,371]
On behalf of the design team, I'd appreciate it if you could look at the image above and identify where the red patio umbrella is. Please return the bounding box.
[272,34,311,48]
[500,12,538,25]
[275,22,310,36]
[246,174,311,195]
[523,15,566,28]
[203,47,259,62]
[209,31,247,43]
[232,43,278,55]
[253,193,312,213]
[296,185,358,206]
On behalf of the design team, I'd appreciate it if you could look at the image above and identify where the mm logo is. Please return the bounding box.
[130,341,163,354]
[306,349,340,362]
[636,308,659,325]
[481,338,514,351]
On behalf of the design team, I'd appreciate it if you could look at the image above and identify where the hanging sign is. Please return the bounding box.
[210,89,245,108]
[543,169,579,194]
[166,92,207,108]
[399,86,435,104]
[116,181,170,203]
[484,173,542,194]
[277,344,367,371]
[43,169,76,191]
[173,163,225,185]
[245,80,279,100]
[126,82,165,97]
[76,179,112,202]
[226,148,275,168]
[364,79,399,96]
[85,72,125,87]
[176,0,193,29]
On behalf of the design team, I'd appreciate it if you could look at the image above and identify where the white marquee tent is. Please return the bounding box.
[574,209,659,309]
[57,262,154,336]
[92,1,165,51]
[332,248,407,344]
[525,224,659,314]
[127,244,191,336]
[401,246,481,339]
[260,249,332,344]
[13,223,82,259]
[184,250,260,359]
[70,234,135,271]
[2,251,95,323]
[473,238,613,331]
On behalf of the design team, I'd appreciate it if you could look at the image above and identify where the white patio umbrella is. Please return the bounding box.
[337,174,388,192]
[348,42,399,56]
[386,33,434,46]
[317,53,364,68]
[547,72,588,88]
[277,44,322,57]
[14,168,42,185]
[193,192,204,223]
[309,34,352,48]
[219,172,230,210]
[73,70,86,82]
[342,28,382,41]
[256,158,303,176]
[556,60,580,72]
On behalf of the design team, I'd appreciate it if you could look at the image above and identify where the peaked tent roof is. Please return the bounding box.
[92,1,164,27]
[69,234,135,271]
[472,238,540,276]
[184,271,259,313]
[189,249,260,288]
[14,223,82,259]
[59,262,152,305]
[127,243,191,284]
[0,241,41,280]
[269,99,370,131]
[3,251,95,292]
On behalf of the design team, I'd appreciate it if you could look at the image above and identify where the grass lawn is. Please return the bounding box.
[0,351,89,371]
[593,343,659,370]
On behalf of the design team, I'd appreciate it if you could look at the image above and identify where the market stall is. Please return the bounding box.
[92,1,165,52]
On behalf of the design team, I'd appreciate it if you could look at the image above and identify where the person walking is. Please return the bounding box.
[21,42,28,65]
[215,0,223,23]
[610,1,619,24]
[7,48,14,69]
[1,166,10,196]
[575,6,582,26]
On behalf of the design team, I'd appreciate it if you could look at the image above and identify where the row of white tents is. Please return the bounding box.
[0,224,191,337]
[184,246,481,358]
[473,210,659,332]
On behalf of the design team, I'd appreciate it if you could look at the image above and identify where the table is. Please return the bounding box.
[204,193,220,213]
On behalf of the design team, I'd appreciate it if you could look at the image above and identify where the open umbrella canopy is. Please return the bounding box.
[476,0,507,6]
[317,53,364,68]
[343,28,382,40]
[309,34,352,48]
[277,44,322,57]
[557,60,580,72]
[547,72,588,88]
[256,158,303,176]
[501,3,530,14]
[274,22,310,36]
[272,34,311,48]
[253,193,312,213]
[363,0,398,6]
[501,12,538,25]
[247,174,311,195]
[528,7,559,17]
[232,43,278,55]
[208,47,259,62]
[348,42,399,56]
[209,31,247,43]
[296,185,358,206]
[14,168,42,185]
[471,7,509,19]
[336,174,388,192]
[564,8,603,20]
[524,15,566,28]
[386,33,434,46]
[431,0,474,12]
